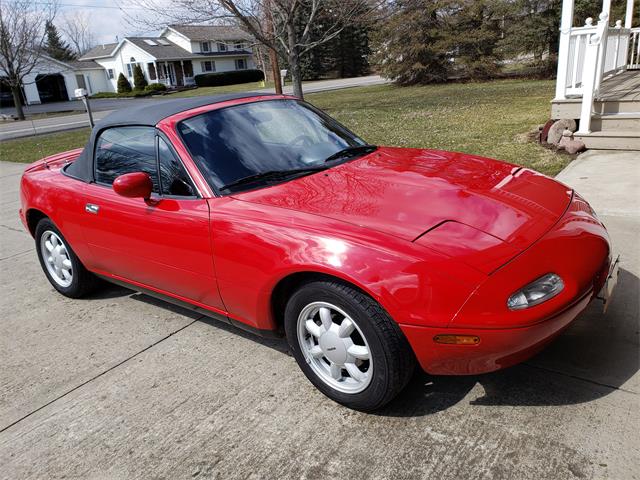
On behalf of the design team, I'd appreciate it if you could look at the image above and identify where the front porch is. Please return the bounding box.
[147,60,196,89]
[552,0,640,150]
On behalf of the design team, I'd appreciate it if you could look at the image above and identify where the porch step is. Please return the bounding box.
[552,99,640,118]
[574,130,640,150]
[591,112,640,132]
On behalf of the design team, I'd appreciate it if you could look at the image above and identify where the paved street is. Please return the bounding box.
[0,75,389,141]
[0,151,638,479]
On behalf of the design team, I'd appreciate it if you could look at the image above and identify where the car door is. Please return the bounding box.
[81,126,225,311]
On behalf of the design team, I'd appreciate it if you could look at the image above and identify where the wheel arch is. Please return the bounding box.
[26,208,49,237]
[270,270,383,331]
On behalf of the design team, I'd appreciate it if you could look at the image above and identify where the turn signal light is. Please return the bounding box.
[433,334,480,345]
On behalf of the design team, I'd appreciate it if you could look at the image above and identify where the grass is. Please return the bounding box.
[0,128,90,164]
[307,79,568,176]
[167,81,274,98]
[0,79,568,175]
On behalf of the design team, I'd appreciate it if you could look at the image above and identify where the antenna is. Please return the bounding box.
[30,117,48,168]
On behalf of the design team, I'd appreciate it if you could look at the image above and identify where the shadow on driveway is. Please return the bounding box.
[83,268,639,417]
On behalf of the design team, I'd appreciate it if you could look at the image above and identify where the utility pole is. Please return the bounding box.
[264,0,282,94]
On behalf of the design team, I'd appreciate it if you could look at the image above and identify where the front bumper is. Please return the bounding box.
[401,289,592,375]
[401,193,613,375]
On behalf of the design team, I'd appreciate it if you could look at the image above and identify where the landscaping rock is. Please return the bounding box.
[540,119,555,143]
[547,119,577,145]
[564,139,586,154]
[558,131,586,154]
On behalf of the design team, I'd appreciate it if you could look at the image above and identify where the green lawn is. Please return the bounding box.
[166,81,274,98]
[307,79,567,176]
[0,79,568,175]
[0,128,90,164]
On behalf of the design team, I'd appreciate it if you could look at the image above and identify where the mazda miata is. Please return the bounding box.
[19,93,618,410]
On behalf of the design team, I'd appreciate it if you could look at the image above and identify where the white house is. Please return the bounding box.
[12,55,108,105]
[79,25,256,92]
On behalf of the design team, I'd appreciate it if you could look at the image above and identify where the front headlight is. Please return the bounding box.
[507,273,564,310]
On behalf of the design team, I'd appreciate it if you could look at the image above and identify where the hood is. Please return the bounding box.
[234,147,572,254]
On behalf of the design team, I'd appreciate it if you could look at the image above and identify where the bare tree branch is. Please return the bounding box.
[0,0,57,119]
[59,11,95,56]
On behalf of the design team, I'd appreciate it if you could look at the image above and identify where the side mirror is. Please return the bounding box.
[113,172,153,200]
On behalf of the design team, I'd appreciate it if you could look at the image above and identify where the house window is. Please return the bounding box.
[234,42,244,50]
[201,61,215,72]
[107,69,114,79]
[126,64,133,77]
[217,42,227,52]
[200,41,210,52]
[235,58,247,70]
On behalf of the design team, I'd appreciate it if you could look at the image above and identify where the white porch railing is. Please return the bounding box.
[629,27,640,69]
[564,19,597,95]
[557,14,633,99]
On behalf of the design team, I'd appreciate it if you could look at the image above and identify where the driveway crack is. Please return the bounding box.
[524,362,638,395]
[0,318,202,434]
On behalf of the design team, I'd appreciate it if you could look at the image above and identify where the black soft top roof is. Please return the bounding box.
[66,92,277,182]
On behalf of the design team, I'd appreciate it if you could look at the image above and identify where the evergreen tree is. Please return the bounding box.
[43,21,75,61]
[290,1,371,81]
[372,0,450,85]
[444,0,503,79]
[133,64,147,90]
[117,73,132,93]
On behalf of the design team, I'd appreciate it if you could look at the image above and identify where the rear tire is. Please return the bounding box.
[35,218,100,298]
[284,280,415,411]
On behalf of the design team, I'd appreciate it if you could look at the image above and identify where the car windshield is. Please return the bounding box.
[177,99,371,193]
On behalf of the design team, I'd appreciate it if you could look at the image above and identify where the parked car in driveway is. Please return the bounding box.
[19,93,619,410]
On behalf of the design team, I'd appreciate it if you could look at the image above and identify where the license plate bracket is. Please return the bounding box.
[597,255,620,313]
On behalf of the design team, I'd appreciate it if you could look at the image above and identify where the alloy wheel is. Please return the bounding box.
[297,301,372,394]
[40,230,73,288]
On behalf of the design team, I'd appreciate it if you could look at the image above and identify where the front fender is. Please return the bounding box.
[210,198,485,331]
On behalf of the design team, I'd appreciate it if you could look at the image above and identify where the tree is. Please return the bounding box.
[133,64,147,90]
[498,0,629,75]
[117,73,132,93]
[126,0,380,99]
[373,0,450,85]
[295,2,371,80]
[0,0,56,120]
[443,0,503,79]
[43,20,75,61]
[59,11,95,56]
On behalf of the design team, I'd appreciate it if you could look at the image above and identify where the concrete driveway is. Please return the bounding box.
[0,151,638,479]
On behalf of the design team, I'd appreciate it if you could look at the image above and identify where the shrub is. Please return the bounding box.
[90,91,118,98]
[145,83,167,92]
[133,64,148,90]
[194,69,264,87]
[117,73,132,93]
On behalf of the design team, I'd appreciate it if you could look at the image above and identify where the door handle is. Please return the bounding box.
[85,203,100,214]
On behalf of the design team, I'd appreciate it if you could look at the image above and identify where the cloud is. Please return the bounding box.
[56,0,161,44]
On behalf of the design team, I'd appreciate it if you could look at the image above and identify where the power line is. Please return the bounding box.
[31,2,149,10]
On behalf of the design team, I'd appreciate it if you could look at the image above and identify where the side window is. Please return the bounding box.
[94,126,159,192]
[158,137,196,197]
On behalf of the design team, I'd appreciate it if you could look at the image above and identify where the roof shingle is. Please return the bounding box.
[79,43,118,60]
[169,24,253,42]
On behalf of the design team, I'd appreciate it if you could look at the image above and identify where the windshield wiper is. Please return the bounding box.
[323,144,377,163]
[220,166,327,192]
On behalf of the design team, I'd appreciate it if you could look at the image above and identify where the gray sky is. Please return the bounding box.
[53,0,161,44]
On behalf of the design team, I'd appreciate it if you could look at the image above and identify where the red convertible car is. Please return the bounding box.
[19,93,618,410]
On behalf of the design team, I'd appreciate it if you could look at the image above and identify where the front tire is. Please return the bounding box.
[284,280,415,411]
[35,218,100,298]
